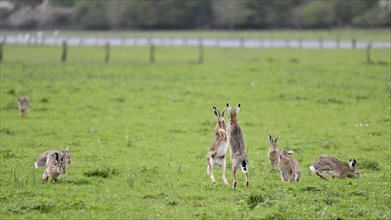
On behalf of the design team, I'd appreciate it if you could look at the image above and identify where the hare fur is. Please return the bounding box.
[206,106,229,185]
[277,149,301,182]
[227,103,249,188]
[18,96,30,118]
[309,156,360,179]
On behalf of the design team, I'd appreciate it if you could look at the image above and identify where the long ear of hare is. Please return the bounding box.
[54,152,59,161]
[65,147,69,153]
[268,134,273,142]
[221,109,225,117]
[213,106,220,117]
[226,103,232,114]
[349,159,357,170]
[234,104,241,114]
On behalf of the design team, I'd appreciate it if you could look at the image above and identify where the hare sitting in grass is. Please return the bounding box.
[268,134,281,169]
[41,151,67,182]
[18,96,30,118]
[309,156,360,179]
[35,147,72,169]
[278,149,301,182]
[227,103,249,188]
[206,106,229,185]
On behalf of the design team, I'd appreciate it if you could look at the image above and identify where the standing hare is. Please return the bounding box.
[206,106,229,185]
[278,149,301,182]
[227,103,249,188]
[309,156,360,179]
[268,134,281,169]
[42,151,67,182]
[18,96,30,118]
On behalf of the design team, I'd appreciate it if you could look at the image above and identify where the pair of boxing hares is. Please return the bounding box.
[207,103,249,188]
[34,147,72,182]
[268,135,360,181]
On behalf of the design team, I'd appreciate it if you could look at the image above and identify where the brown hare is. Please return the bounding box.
[268,134,281,169]
[309,156,360,180]
[41,151,67,182]
[18,96,30,118]
[277,149,301,182]
[206,106,229,185]
[227,103,249,188]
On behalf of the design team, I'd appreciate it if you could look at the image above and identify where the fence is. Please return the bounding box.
[0,35,388,63]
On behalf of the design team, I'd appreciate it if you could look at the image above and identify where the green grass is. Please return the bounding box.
[0,45,390,219]
[2,28,391,41]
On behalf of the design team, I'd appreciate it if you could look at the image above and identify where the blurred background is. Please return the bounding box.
[1,0,390,30]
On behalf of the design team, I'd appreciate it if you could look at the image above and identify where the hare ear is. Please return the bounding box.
[66,147,69,152]
[213,106,220,117]
[54,152,59,161]
[349,159,356,170]
[234,104,241,114]
[226,103,232,114]
[221,109,225,117]
[275,136,279,142]
[268,134,273,142]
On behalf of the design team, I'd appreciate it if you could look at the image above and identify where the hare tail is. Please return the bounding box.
[309,166,317,174]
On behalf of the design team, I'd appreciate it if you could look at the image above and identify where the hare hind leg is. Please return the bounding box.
[245,172,249,188]
[232,168,237,188]
[221,158,229,186]
[207,157,216,184]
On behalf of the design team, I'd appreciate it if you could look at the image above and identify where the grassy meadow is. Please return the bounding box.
[0,43,390,219]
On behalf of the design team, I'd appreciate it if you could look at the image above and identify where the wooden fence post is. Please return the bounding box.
[105,41,110,63]
[352,38,356,49]
[298,39,303,49]
[61,40,67,63]
[0,41,3,63]
[319,38,323,49]
[366,41,372,64]
[336,37,340,49]
[149,43,155,63]
[198,38,204,64]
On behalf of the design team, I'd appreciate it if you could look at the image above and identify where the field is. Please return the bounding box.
[0,43,390,219]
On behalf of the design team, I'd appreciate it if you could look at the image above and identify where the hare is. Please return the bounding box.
[277,149,301,182]
[18,96,30,118]
[268,134,281,169]
[227,103,249,188]
[309,156,360,179]
[42,151,67,182]
[206,106,229,185]
[35,147,72,169]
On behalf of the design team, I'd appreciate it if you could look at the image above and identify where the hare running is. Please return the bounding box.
[227,103,249,188]
[268,134,281,169]
[206,106,229,185]
[278,149,301,182]
[41,151,67,182]
[309,156,360,179]
[18,96,30,118]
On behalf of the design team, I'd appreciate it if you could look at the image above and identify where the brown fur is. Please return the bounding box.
[40,151,69,183]
[206,107,229,185]
[268,134,281,169]
[310,156,360,179]
[18,96,30,118]
[277,150,301,182]
[227,103,249,188]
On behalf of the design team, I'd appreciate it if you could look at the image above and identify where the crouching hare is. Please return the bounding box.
[309,156,360,180]
[206,106,229,185]
[278,150,301,182]
[227,103,249,188]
